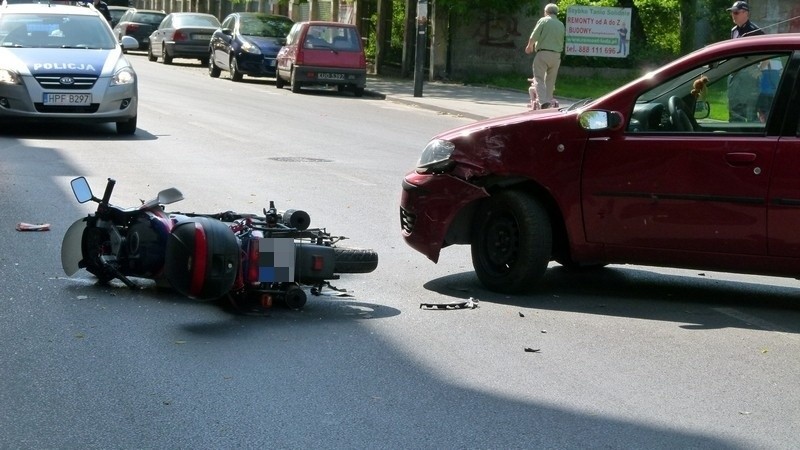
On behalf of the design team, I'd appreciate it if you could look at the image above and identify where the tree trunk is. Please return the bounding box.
[679,0,697,54]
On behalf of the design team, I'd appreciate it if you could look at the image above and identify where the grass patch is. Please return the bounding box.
[465,72,730,121]
[464,72,638,100]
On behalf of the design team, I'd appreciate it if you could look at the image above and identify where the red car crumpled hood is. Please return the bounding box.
[401,108,588,263]
[432,108,578,181]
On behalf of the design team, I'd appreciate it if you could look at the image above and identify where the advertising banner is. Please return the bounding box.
[565,5,632,58]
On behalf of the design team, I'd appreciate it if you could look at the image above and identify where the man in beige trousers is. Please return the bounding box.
[524,3,565,109]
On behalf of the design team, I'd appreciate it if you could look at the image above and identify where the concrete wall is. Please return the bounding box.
[752,0,800,34]
[441,0,800,79]
[445,12,538,79]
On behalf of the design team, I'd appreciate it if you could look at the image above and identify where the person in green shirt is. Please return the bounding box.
[524,3,565,109]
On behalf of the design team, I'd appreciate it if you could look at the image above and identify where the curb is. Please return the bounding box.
[363,89,491,121]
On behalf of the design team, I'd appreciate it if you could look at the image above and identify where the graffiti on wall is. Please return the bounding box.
[472,14,522,48]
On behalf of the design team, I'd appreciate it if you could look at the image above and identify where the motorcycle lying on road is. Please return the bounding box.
[61,177,378,311]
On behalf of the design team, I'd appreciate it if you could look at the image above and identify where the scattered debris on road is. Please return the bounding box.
[420,297,479,310]
[16,222,50,231]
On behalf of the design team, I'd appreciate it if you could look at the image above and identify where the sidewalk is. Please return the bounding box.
[365,76,538,120]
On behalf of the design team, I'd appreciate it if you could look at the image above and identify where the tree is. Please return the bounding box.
[435,0,535,17]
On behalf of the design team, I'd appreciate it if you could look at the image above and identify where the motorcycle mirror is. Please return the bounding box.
[142,187,184,209]
[158,188,184,205]
[70,177,94,204]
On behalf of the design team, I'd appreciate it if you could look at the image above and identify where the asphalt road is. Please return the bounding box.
[1,53,799,449]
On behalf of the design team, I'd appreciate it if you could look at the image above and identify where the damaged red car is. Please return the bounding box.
[400,34,800,294]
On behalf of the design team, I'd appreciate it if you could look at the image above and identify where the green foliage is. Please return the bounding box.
[387,0,405,60]
[364,1,404,61]
[436,0,535,17]
[556,0,680,64]
[373,0,738,76]
[703,0,736,42]
[463,72,638,99]
[634,0,680,53]
[551,0,736,69]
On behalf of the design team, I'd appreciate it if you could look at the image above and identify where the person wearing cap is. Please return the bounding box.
[524,3,565,109]
[726,1,763,122]
[728,1,763,39]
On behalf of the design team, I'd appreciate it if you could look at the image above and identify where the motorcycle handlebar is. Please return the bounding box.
[100,178,116,205]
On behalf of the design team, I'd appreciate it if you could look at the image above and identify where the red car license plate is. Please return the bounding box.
[318,73,345,80]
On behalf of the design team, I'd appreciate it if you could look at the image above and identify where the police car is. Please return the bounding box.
[0,2,139,134]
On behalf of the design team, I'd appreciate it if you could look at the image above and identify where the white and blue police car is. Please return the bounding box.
[0,2,139,134]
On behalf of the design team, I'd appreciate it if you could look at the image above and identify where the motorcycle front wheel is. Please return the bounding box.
[332,247,378,274]
[81,227,117,284]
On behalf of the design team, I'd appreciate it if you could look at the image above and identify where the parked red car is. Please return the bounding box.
[401,33,800,294]
[275,21,366,96]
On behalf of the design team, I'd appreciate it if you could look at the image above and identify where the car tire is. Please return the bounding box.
[353,86,364,98]
[162,45,172,65]
[116,116,137,135]
[230,56,243,82]
[208,52,221,78]
[147,44,157,62]
[199,57,209,66]
[470,190,552,294]
[290,69,301,93]
[275,73,285,89]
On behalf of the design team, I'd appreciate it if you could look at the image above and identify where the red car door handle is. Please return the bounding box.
[725,152,757,165]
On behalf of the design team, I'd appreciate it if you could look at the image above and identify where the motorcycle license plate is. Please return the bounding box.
[257,238,295,282]
[317,73,345,80]
[43,93,91,106]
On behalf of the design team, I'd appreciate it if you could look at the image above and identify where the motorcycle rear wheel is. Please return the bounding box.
[333,247,378,274]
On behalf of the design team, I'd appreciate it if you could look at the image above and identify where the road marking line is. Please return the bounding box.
[714,307,799,341]
[331,172,375,186]
[185,121,248,143]
[139,102,171,116]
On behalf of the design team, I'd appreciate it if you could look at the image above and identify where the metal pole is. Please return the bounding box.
[413,0,427,97]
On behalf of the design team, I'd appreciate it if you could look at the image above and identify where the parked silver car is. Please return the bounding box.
[148,12,220,65]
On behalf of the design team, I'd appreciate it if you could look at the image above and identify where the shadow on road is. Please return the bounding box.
[423,264,800,333]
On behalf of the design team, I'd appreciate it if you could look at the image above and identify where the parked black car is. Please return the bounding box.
[208,12,293,81]
[107,6,130,28]
[113,8,166,51]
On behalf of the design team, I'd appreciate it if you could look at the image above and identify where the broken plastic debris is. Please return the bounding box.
[16,222,50,231]
[420,297,479,310]
[524,348,541,353]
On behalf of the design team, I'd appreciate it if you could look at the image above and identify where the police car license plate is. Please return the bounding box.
[318,73,344,80]
[43,93,91,106]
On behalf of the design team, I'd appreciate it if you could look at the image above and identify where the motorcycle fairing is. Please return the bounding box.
[61,218,88,276]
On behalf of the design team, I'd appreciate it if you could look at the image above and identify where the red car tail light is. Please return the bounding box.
[125,24,140,33]
[173,30,188,41]
[312,255,325,271]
